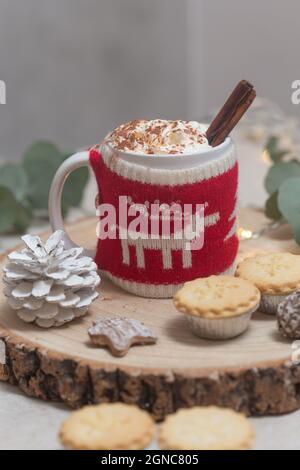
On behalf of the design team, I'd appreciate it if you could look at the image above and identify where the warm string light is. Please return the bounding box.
[238,219,284,241]
[238,228,253,240]
[261,149,271,164]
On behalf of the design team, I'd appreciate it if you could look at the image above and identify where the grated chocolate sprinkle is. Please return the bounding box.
[105,119,210,155]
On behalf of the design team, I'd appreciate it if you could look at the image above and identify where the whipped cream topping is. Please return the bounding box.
[106,119,210,155]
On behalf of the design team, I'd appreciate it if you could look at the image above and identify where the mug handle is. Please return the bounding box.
[48,150,96,258]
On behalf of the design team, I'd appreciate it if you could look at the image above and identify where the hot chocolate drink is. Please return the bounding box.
[106,119,210,155]
[50,81,256,297]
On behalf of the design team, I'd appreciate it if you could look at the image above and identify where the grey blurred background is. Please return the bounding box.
[0,0,299,160]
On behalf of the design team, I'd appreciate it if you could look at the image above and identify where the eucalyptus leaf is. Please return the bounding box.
[265,136,289,162]
[60,151,89,212]
[0,186,31,233]
[0,140,89,234]
[23,141,63,210]
[278,177,300,245]
[265,191,282,220]
[265,161,300,194]
[62,166,89,210]
[0,163,28,201]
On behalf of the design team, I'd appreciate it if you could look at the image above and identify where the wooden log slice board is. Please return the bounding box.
[1,209,300,421]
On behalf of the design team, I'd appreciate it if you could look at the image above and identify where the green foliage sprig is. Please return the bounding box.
[264,136,300,245]
[0,141,89,234]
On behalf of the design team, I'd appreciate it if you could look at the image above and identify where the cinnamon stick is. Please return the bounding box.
[206,80,256,147]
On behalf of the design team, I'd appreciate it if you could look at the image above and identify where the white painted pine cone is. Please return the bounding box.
[3,230,100,328]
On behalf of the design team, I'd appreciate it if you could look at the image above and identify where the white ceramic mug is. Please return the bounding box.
[49,136,238,298]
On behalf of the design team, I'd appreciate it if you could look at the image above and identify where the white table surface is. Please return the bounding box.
[0,380,299,450]
[1,135,299,450]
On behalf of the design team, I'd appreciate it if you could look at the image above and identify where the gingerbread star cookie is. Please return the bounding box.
[59,403,155,450]
[88,316,157,357]
[158,406,255,450]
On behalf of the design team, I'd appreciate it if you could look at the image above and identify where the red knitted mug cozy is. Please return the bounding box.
[89,143,238,298]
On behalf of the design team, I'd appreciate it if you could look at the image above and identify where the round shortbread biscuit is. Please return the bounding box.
[173,275,260,318]
[236,252,300,295]
[59,403,155,450]
[158,406,255,450]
